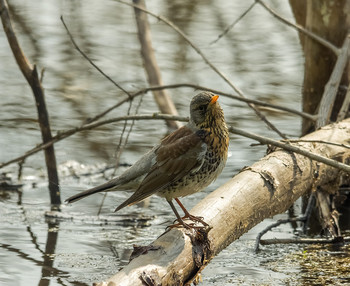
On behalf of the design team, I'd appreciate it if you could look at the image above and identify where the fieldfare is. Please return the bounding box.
[66,91,229,228]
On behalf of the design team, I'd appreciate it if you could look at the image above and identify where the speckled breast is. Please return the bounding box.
[159,129,229,199]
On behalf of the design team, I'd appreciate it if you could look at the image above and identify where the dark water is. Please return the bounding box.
[1,0,349,285]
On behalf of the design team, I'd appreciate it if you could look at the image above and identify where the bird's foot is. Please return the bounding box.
[173,214,209,227]
[167,214,210,230]
[186,214,209,226]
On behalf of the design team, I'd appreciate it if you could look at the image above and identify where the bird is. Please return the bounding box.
[66,91,229,229]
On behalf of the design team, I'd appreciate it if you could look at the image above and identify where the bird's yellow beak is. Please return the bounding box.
[210,95,219,105]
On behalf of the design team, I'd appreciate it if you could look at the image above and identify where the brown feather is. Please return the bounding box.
[115,127,207,210]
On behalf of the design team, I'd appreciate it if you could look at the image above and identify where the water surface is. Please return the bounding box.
[1,1,349,285]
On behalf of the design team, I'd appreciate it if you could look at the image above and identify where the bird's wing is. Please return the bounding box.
[115,126,207,211]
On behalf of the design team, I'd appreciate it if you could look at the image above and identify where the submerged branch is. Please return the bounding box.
[260,236,349,245]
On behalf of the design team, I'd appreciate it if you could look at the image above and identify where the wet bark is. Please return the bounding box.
[95,118,350,286]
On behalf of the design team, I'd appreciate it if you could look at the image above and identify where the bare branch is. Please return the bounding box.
[210,1,257,45]
[255,217,306,252]
[0,0,60,206]
[1,113,349,177]
[260,236,349,246]
[229,125,350,173]
[0,0,33,80]
[283,139,350,150]
[0,114,189,169]
[91,83,317,122]
[257,0,340,56]
[60,16,132,98]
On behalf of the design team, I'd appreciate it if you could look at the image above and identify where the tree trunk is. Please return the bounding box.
[95,118,350,286]
[289,0,350,135]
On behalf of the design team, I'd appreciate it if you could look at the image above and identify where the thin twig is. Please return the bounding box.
[113,99,136,173]
[65,82,314,142]
[0,114,189,169]
[222,92,316,121]
[255,217,306,252]
[229,125,350,173]
[210,1,257,44]
[2,113,349,176]
[282,139,350,150]
[116,0,286,139]
[60,16,132,98]
[256,0,340,56]
[255,193,316,252]
[114,98,140,174]
[89,83,317,123]
[97,96,141,216]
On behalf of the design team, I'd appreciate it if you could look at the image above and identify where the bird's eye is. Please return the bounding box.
[198,105,206,112]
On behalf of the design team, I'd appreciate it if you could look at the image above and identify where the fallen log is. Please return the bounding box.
[95,118,350,286]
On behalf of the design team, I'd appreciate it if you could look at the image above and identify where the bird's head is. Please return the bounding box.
[189,91,225,129]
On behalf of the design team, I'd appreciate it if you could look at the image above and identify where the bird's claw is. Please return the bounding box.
[167,213,210,230]
[172,214,209,227]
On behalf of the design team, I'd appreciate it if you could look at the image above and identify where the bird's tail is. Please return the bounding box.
[66,148,156,204]
[65,180,118,203]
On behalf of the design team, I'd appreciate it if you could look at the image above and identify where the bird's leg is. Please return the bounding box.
[167,200,193,229]
[174,198,209,227]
